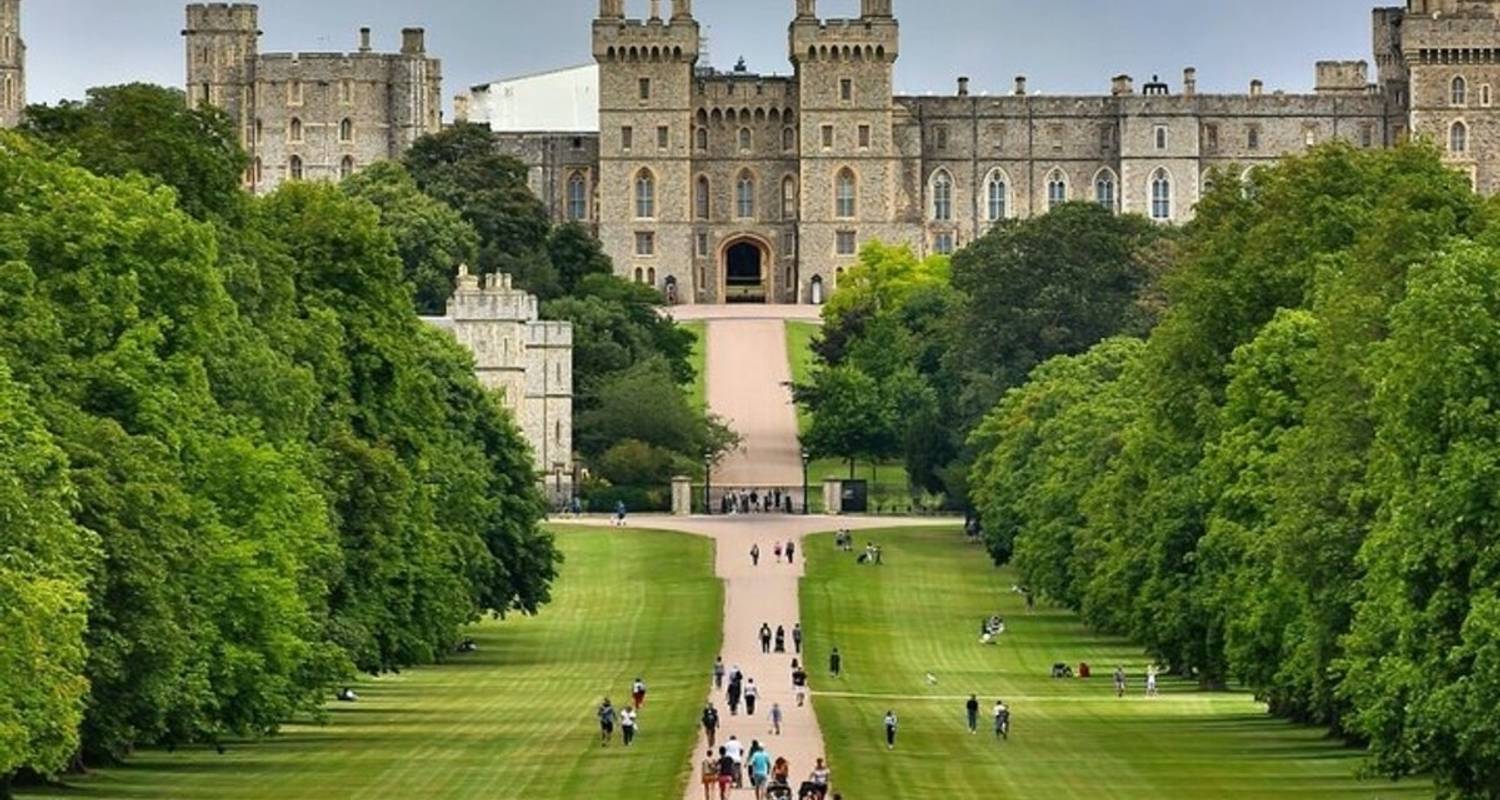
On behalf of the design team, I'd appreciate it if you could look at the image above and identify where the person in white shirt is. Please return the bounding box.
[883,711,898,750]
[723,736,745,788]
[744,678,760,715]
[620,707,638,747]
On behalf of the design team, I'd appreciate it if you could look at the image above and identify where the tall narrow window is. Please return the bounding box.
[639,77,652,100]
[289,117,303,143]
[252,157,263,185]
[1095,170,1116,212]
[568,173,588,221]
[340,156,355,179]
[858,124,871,148]
[288,80,303,106]
[340,79,353,104]
[696,176,711,220]
[821,125,834,148]
[1485,84,1494,107]
[1247,125,1260,150]
[739,127,753,151]
[339,118,353,143]
[621,126,634,150]
[736,171,756,219]
[1451,120,1469,154]
[783,127,796,151]
[1047,170,1067,210]
[840,78,853,102]
[696,127,709,150]
[931,170,953,222]
[658,125,670,149]
[782,176,797,220]
[836,169,857,219]
[289,155,304,181]
[935,126,949,151]
[635,170,655,219]
[1154,125,1168,150]
[986,171,1007,222]
[1151,168,1172,221]
[1453,75,1468,106]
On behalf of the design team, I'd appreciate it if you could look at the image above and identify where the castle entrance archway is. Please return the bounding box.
[721,237,770,304]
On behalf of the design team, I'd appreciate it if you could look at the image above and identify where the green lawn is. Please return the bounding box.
[800,528,1430,799]
[26,527,722,800]
[681,320,707,412]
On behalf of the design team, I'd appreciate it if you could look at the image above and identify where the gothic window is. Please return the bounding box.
[1151,168,1172,221]
[696,175,711,220]
[1,75,10,111]
[1451,120,1469,154]
[739,127,753,151]
[647,267,657,285]
[288,117,303,143]
[1452,75,1468,106]
[634,267,644,283]
[931,170,953,222]
[1154,125,1168,150]
[340,156,355,180]
[1047,170,1067,210]
[985,170,1008,222]
[634,170,656,219]
[736,171,756,219]
[836,168,857,219]
[568,173,589,221]
[289,155,304,181]
[1094,169,1117,212]
[782,176,798,220]
[697,127,709,150]
[339,118,353,143]
[783,127,796,151]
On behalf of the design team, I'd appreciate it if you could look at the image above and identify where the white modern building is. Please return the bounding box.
[461,64,599,132]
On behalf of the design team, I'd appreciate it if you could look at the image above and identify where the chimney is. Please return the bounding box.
[1013,75,1027,96]
[958,76,971,97]
[1250,79,1264,97]
[1111,74,1134,96]
[1183,67,1197,97]
[453,94,471,123]
[358,27,371,53]
[649,0,662,20]
[796,0,817,19]
[599,0,624,19]
[672,0,694,20]
[401,27,425,55]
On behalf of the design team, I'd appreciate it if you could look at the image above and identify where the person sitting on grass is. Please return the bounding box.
[336,687,358,702]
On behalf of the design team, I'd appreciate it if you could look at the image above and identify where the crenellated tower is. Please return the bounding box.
[0,0,24,129]
[183,3,260,147]
[791,0,907,295]
[594,0,700,298]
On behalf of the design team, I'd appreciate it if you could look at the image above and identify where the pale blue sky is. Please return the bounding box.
[28,0,1385,110]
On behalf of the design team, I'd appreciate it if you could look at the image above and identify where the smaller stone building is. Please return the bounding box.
[0,0,24,129]
[423,267,575,502]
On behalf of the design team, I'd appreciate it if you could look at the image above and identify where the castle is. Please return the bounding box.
[182,3,443,193]
[482,0,1500,304]
[0,0,22,129]
[422,269,575,503]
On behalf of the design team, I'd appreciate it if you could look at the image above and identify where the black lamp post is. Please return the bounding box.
[703,449,713,516]
[801,450,811,515]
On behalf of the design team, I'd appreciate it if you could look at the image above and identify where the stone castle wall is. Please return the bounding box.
[1,0,25,129]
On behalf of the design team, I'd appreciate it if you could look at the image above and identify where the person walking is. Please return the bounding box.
[631,677,647,710]
[620,706,638,747]
[994,699,1011,740]
[793,622,803,654]
[724,736,745,788]
[786,540,796,564]
[829,647,842,679]
[769,701,784,736]
[702,702,721,748]
[883,710,899,750]
[1146,665,1159,698]
[614,500,627,527]
[598,698,616,747]
[701,749,719,800]
[774,542,783,563]
[744,677,760,716]
[774,625,787,653]
[809,758,831,800]
[1113,665,1127,698]
[716,746,736,800]
[966,694,980,734]
[792,660,809,707]
[728,674,743,716]
[751,543,761,566]
[714,656,726,690]
[748,742,772,800]
[759,623,773,654]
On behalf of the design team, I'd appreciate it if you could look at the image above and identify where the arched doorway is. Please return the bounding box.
[722,237,769,303]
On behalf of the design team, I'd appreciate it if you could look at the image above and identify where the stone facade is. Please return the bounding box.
[183,3,442,194]
[0,0,23,129]
[493,0,1500,305]
[423,268,575,502]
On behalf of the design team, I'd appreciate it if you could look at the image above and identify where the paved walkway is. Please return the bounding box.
[704,316,805,489]
[668,304,824,323]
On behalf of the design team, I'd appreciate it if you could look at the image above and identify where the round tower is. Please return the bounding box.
[0,0,24,129]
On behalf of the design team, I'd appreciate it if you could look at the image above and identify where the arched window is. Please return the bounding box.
[931,170,953,222]
[289,155,304,181]
[340,156,355,179]
[783,127,796,151]
[836,169,857,219]
[696,127,708,150]
[985,170,1008,222]
[739,127,753,151]
[635,170,656,219]
[647,267,657,286]
[1150,168,1172,221]
[1451,120,1469,154]
[1453,75,1468,106]
[289,117,303,143]
[1094,169,1117,212]
[339,118,353,143]
[1,75,11,111]
[736,171,756,219]
[782,176,798,220]
[1047,170,1067,210]
[696,175,711,220]
[568,173,588,221]
[633,267,644,283]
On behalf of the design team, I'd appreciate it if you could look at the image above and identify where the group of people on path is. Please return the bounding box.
[723,489,793,515]
[596,677,650,748]
[749,540,797,566]
[963,695,1012,740]
[758,622,803,655]
[700,741,835,800]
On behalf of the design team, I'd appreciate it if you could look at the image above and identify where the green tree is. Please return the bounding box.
[794,365,891,477]
[576,357,736,467]
[22,83,248,220]
[342,161,480,315]
[548,223,614,296]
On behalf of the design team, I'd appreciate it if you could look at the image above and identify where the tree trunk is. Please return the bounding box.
[847,458,855,479]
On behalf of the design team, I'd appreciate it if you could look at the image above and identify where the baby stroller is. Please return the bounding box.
[766,779,794,800]
[798,782,829,799]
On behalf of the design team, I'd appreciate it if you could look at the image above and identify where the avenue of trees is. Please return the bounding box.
[965,144,1500,796]
[0,86,579,791]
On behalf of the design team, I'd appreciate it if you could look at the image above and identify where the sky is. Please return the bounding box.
[25,0,1388,112]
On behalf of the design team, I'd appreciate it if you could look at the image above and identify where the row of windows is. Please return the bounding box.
[1,33,16,62]
[280,117,357,144]
[249,155,358,184]
[927,167,1170,221]
[1451,76,1494,108]
[280,79,357,107]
